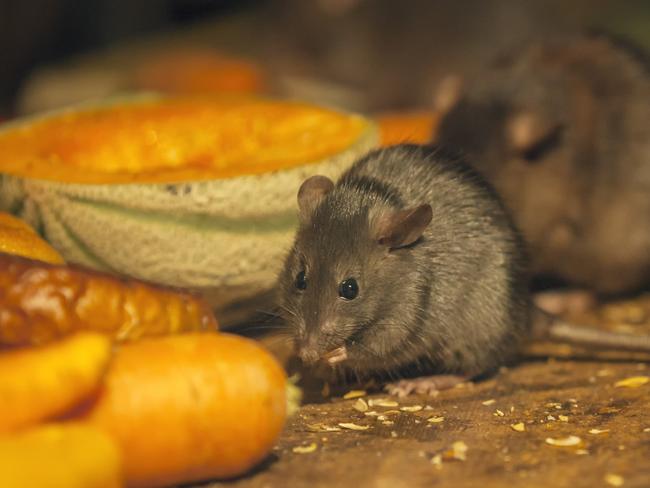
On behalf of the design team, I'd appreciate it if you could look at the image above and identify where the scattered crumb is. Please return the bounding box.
[559,415,569,422]
[424,405,434,410]
[494,409,505,417]
[431,454,443,468]
[596,369,613,377]
[428,416,445,423]
[364,411,379,417]
[306,423,341,432]
[353,398,369,412]
[382,410,401,415]
[482,399,496,406]
[545,435,582,447]
[605,473,624,487]
[511,423,525,432]
[343,390,367,399]
[547,415,556,421]
[643,428,650,433]
[369,398,399,408]
[589,429,610,435]
[390,431,398,438]
[575,449,589,455]
[382,420,395,426]
[400,405,423,412]
[545,402,561,408]
[510,406,515,413]
[338,422,370,431]
[449,441,468,461]
[292,443,318,454]
[614,376,649,388]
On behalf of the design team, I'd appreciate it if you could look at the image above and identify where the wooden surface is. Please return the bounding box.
[207,296,650,488]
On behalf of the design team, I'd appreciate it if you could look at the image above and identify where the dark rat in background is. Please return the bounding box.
[433,35,650,306]
[278,144,650,396]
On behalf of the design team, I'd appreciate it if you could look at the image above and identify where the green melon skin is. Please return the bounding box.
[0,123,378,311]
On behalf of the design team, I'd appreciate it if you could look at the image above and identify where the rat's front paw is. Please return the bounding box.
[385,374,469,397]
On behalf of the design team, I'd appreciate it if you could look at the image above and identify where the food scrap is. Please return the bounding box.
[510,423,526,432]
[545,436,582,447]
[338,423,371,431]
[292,443,318,454]
[605,474,625,487]
[343,390,367,399]
[482,399,496,406]
[427,416,445,424]
[400,405,423,412]
[558,415,569,422]
[588,429,610,435]
[368,398,399,408]
[306,423,341,433]
[614,376,648,388]
[353,398,369,412]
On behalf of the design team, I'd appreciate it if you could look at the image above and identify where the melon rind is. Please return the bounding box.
[0,111,377,307]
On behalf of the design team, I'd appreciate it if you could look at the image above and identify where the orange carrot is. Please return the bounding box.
[0,333,111,433]
[79,333,288,487]
[0,423,122,488]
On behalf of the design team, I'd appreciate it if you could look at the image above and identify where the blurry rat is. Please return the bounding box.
[278,144,650,396]
[433,35,650,311]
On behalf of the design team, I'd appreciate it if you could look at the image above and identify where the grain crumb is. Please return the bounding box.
[343,390,367,399]
[450,441,468,461]
[605,473,624,487]
[559,415,569,422]
[482,399,496,406]
[545,435,582,447]
[428,416,445,423]
[293,443,318,454]
[338,422,370,431]
[589,428,610,435]
[353,398,369,412]
[614,376,648,388]
[369,398,399,408]
[400,405,423,412]
[494,409,505,417]
[511,423,525,432]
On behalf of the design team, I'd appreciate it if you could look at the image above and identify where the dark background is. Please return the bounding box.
[1,0,648,116]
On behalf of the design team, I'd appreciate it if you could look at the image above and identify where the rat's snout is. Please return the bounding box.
[297,331,348,366]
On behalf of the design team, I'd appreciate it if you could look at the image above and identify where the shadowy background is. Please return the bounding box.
[0,0,649,116]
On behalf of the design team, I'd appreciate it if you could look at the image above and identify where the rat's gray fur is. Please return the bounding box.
[278,144,530,378]
[435,35,650,294]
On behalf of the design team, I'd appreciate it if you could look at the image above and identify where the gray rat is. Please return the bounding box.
[277,144,650,395]
[433,35,650,298]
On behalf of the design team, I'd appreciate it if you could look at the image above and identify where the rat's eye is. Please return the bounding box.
[338,278,359,300]
[295,271,307,290]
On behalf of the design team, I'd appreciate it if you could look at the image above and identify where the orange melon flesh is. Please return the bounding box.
[377,110,440,146]
[0,97,368,184]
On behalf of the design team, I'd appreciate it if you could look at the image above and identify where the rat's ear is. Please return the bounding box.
[375,204,433,249]
[297,175,334,221]
[506,111,563,162]
[433,74,464,116]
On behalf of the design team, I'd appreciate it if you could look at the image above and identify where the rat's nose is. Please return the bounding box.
[298,346,321,365]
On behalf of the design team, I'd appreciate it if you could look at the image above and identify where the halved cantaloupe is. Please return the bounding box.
[0,96,377,308]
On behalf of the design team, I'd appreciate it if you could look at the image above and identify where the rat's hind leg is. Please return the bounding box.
[385,374,469,397]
